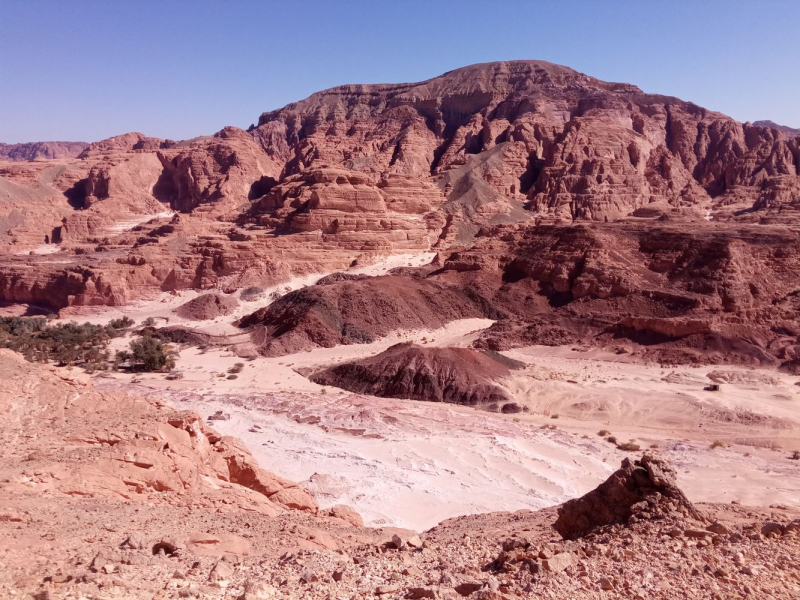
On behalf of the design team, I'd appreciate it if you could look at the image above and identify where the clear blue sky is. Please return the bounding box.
[1,1,798,143]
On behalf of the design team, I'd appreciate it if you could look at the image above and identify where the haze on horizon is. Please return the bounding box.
[1,0,799,144]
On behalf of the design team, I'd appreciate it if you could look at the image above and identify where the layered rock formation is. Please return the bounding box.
[1,59,800,312]
[239,217,800,367]
[247,167,446,251]
[309,343,517,405]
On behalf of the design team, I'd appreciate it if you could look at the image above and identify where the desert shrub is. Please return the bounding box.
[550,414,559,419]
[108,316,135,330]
[0,316,47,336]
[228,362,245,374]
[142,317,156,327]
[598,429,611,436]
[606,436,617,445]
[790,451,800,460]
[227,374,238,380]
[118,337,176,372]
[617,442,641,452]
[240,286,264,301]
[710,440,725,449]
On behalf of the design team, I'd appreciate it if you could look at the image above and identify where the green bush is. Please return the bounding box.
[108,316,135,330]
[117,337,176,372]
[0,317,116,367]
[617,442,641,452]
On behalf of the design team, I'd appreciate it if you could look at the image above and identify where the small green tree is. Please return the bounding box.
[125,337,176,371]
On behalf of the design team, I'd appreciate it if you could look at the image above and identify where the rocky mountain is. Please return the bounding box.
[0,60,798,319]
[0,140,88,161]
[753,120,800,138]
[252,60,800,225]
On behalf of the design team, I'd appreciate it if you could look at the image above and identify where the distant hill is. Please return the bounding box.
[0,141,88,161]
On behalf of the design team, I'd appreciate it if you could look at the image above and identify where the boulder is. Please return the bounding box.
[553,454,704,539]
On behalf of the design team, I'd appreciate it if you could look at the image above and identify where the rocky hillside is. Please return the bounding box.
[2,354,798,599]
[253,60,800,226]
[1,60,799,310]
[238,217,800,368]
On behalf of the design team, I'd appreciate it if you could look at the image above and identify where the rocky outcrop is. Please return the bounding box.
[239,274,494,356]
[78,132,173,158]
[0,141,88,161]
[230,214,800,366]
[753,120,800,138]
[157,127,279,214]
[248,167,446,251]
[618,316,712,339]
[553,454,704,539]
[447,222,800,366]
[310,344,516,405]
[175,292,239,320]
[0,349,316,513]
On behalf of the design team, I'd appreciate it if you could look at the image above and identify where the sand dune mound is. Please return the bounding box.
[175,292,238,320]
[310,343,517,406]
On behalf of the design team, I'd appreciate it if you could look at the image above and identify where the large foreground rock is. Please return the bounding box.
[553,454,704,539]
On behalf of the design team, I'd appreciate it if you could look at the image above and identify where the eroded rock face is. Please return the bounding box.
[2,60,800,312]
[553,454,704,539]
[0,349,317,513]
[450,222,800,366]
[236,216,800,366]
[248,167,446,250]
[253,60,800,223]
[157,127,280,214]
[310,344,516,405]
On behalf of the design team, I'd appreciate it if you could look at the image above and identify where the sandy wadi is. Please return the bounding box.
[72,248,799,532]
